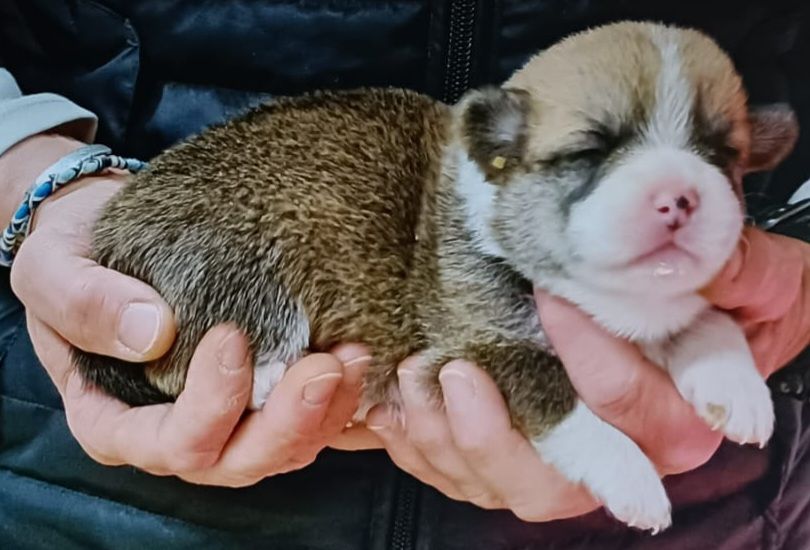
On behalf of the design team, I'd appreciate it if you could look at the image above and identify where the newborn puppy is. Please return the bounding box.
[75,21,798,531]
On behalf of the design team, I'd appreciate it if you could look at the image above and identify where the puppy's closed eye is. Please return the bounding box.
[541,134,610,168]
[545,120,635,166]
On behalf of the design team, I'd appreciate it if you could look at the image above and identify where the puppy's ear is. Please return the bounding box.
[458,87,532,182]
[746,104,799,173]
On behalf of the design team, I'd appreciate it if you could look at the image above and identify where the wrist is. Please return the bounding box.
[0,133,86,225]
[1,142,142,267]
[31,174,127,233]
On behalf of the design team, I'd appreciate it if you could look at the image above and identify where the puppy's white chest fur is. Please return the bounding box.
[548,280,707,342]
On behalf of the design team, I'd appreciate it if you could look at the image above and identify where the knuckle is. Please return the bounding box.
[658,434,721,474]
[407,427,446,453]
[10,232,54,298]
[463,490,502,510]
[454,436,495,464]
[430,483,465,503]
[187,471,261,488]
[285,451,319,472]
[221,476,260,489]
[68,424,118,467]
[507,494,556,522]
[591,370,643,422]
[163,450,220,473]
[62,273,116,349]
[63,275,101,324]
[9,236,49,301]
[386,452,433,482]
[8,259,29,301]
[511,503,546,523]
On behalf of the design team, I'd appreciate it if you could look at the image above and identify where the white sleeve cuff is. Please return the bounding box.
[0,69,98,156]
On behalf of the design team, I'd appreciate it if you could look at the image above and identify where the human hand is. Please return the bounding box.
[332,225,810,521]
[703,225,810,376]
[332,290,722,521]
[4,134,370,484]
[42,322,369,485]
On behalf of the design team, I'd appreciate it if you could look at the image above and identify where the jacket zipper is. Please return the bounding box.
[390,472,419,550]
[442,0,478,103]
[389,5,478,548]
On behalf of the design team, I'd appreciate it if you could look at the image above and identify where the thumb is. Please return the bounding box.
[702,227,805,324]
[11,227,176,361]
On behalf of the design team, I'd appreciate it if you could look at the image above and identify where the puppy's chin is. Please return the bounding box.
[565,146,743,298]
[577,248,727,297]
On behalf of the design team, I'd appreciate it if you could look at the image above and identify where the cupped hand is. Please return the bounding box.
[703,225,810,376]
[334,225,810,521]
[6,137,370,484]
[333,291,721,521]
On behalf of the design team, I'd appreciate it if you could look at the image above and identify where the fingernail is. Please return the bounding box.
[366,406,391,431]
[303,372,342,405]
[117,303,161,354]
[343,355,373,370]
[439,368,476,409]
[342,355,372,387]
[217,330,248,373]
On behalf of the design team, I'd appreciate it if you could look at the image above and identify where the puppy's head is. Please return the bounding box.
[456,21,798,296]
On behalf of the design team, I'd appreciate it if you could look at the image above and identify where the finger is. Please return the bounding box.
[703,227,804,324]
[440,361,598,521]
[26,314,127,466]
[146,326,251,470]
[11,227,176,362]
[320,345,373,435]
[328,425,385,450]
[26,312,75,393]
[536,291,722,474]
[185,353,345,486]
[365,404,467,502]
[63,325,251,473]
[397,361,502,508]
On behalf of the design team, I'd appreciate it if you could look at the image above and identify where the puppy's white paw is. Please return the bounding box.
[672,355,774,447]
[662,309,775,448]
[249,357,287,410]
[533,402,671,533]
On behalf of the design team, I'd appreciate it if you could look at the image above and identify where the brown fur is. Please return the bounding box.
[74,83,575,435]
[74,21,797,445]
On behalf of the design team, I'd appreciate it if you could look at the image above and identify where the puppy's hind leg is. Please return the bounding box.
[532,401,671,533]
[462,339,670,532]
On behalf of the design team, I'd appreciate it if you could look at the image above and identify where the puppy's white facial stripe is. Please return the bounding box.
[455,149,507,258]
[646,29,693,149]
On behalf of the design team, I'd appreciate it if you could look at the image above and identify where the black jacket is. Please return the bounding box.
[1,1,810,548]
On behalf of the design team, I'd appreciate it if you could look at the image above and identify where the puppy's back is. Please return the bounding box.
[76,88,451,405]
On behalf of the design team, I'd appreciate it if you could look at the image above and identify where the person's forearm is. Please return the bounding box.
[0,133,85,226]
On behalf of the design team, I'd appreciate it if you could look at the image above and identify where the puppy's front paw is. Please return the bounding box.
[671,355,774,447]
[533,402,671,533]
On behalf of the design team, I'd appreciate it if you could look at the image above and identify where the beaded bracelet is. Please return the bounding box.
[0,144,147,267]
